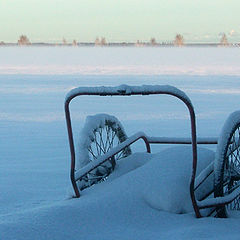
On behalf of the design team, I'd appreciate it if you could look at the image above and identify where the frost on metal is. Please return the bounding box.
[214,111,240,187]
[198,186,240,208]
[66,84,192,106]
[77,113,130,169]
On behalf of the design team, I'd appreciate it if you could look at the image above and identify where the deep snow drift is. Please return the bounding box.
[1,47,240,239]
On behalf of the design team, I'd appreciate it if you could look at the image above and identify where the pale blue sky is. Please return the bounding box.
[0,0,239,43]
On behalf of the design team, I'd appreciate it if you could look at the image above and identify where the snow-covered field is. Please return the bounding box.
[1,47,240,239]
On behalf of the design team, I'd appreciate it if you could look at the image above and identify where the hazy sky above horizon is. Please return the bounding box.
[0,0,239,43]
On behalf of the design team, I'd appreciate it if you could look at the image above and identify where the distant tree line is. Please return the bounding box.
[0,33,236,47]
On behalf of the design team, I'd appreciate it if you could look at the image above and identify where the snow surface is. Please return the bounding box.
[1,146,216,240]
[1,47,240,75]
[1,47,240,239]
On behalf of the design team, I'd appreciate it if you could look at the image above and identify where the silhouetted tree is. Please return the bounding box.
[95,37,107,46]
[18,35,31,45]
[174,34,184,46]
[135,40,144,47]
[150,38,156,45]
[62,38,67,45]
[72,40,77,46]
[95,37,100,46]
[220,33,229,46]
[100,37,106,45]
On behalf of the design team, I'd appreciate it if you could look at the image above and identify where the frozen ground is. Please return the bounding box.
[0,46,240,75]
[1,47,240,239]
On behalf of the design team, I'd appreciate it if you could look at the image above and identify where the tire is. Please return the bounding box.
[78,114,131,190]
[214,111,240,217]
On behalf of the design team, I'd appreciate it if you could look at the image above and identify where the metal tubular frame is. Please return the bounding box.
[65,86,201,217]
[147,137,217,145]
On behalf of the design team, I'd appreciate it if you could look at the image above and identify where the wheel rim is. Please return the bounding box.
[88,120,130,163]
[216,124,240,217]
[79,116,131,190]
[224,125,240,212]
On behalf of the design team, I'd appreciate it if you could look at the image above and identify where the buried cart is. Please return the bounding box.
[65,84,240,218]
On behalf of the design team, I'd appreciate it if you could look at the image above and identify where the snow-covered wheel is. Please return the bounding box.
[214,111,240,217]
[78,114,131,190]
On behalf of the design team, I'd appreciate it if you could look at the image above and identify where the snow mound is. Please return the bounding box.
[137,146,214,213]
[0,146,233,240]
[85,145,214,214]
[108,152,153,180]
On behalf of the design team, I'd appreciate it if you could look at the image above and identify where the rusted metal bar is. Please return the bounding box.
[65,99,80,198]
[147,137,218,145]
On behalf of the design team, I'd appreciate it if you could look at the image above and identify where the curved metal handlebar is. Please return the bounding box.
[64,84,201,217]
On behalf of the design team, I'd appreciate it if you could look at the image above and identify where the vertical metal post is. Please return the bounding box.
[65,98,80,198]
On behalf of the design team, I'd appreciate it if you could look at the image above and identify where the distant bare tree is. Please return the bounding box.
[150,38,156,46]
[174,34,184,46]
[135,40,144,47]
[100,37,106,45]
[72,40,77,46]
[62,38,67,45]
[0,41,5,45]
[95,37,100,46]
[95,37,107,46]
[220,33,229,46]
[18,35,31,45]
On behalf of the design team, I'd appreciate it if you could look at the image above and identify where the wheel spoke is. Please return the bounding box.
[80,115,131,191]
[105,125,113,152]
[88,146,97,159]
[100,128,107,153]
[106,131,117,152]
[105,125,112,148]
[93,131,106,155]
[115,150,125,160]
[93,131,101,156]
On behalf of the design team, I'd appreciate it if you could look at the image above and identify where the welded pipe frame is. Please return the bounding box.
[64,85,212,218]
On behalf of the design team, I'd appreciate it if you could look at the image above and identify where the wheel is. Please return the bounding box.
[77,114,131,190]
[214,111,240,217]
